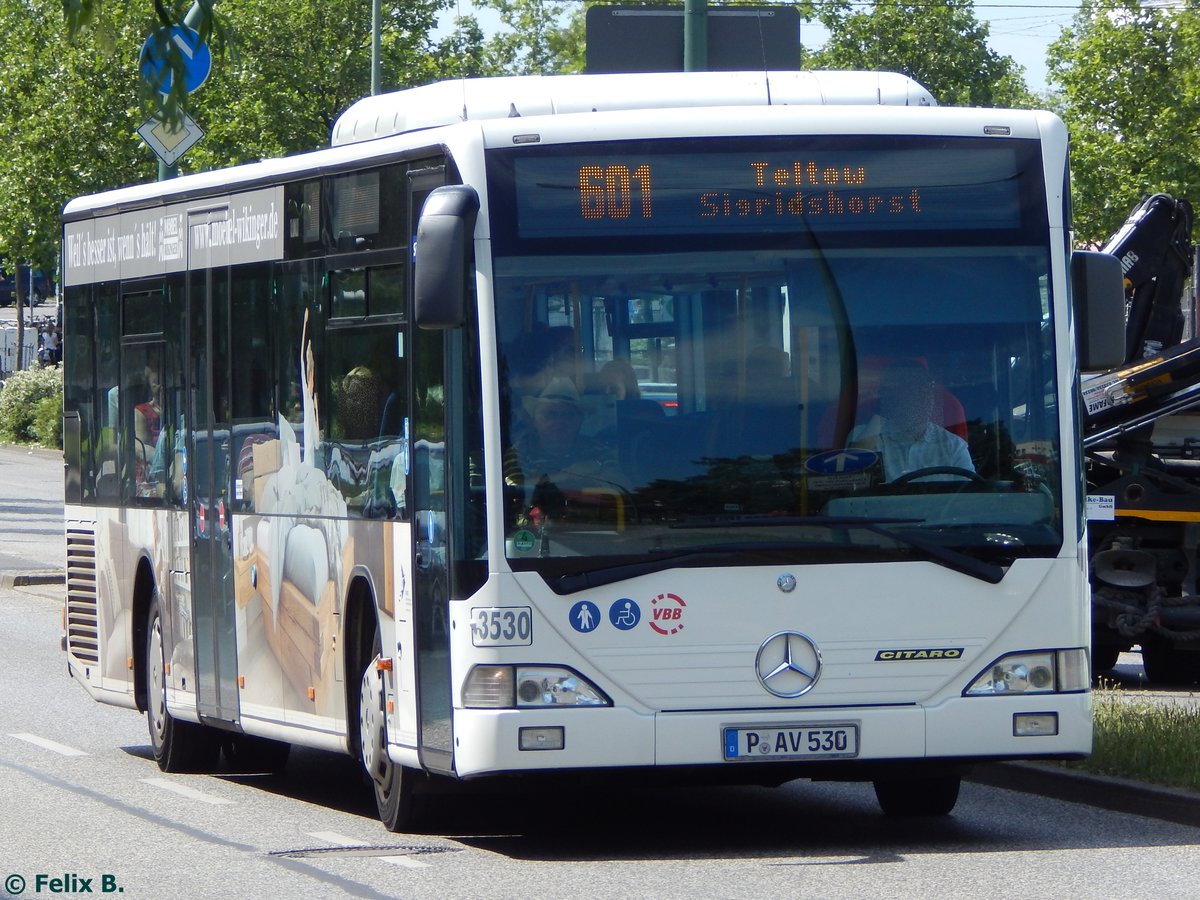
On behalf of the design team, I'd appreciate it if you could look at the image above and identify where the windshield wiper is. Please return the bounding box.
[709,515,1006,583]
[545,547,746,595]
[671,515,924,529]
[544,516,1004,594]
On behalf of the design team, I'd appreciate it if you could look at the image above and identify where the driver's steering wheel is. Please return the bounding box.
[888,466,986,485]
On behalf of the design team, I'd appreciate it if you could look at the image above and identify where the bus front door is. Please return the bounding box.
[186,212,240,727]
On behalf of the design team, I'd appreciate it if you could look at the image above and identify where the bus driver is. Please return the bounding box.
[848,359,974,481]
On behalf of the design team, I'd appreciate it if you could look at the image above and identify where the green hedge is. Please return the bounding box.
[0,365,63,447]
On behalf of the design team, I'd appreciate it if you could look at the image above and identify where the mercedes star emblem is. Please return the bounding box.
[755,631,822,698]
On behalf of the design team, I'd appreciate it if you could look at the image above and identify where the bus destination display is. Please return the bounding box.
[511,144,1027,240]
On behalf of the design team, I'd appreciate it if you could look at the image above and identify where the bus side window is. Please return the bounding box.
[122,344,168,502]
[229,264,276,512]
[94,289,121,501]
[325,325,408,519]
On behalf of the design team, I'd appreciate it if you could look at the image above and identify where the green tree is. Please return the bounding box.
[0,0,152,366]
[183,0,451,168]
[0,0,458,340]
[1048,0,1200,245]
[476,0,585,74]
[809,0,1035,108]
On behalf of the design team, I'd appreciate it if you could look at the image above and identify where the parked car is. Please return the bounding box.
[0,261,53,308]
[0,265,14,308]
[640,382,678,415]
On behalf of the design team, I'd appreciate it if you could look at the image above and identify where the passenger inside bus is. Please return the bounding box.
[502,326,577,436]
[133,366,166,495]
[134,367,163,449]
[847,359,975,481]
[504,377,628,520]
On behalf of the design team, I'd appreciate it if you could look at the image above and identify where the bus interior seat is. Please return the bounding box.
[626,413,718,487]
[956,381,1006,477]
[612,397,665,470]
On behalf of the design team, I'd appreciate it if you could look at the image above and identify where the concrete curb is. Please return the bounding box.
[970,761,1200,828]
[0,570,65,588]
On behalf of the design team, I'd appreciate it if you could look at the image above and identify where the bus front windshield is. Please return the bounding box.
[487,135,1060,588]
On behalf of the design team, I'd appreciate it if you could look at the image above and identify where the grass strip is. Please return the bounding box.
[1066,684,1200,792]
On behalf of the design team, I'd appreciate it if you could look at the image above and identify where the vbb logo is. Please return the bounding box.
[649,592,686,635]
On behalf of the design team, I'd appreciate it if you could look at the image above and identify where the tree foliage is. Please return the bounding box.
[183,0,450,168]
[1049,0,1200,245]
[35,0,1197,268]
[1,1,153,364]
[0,0,456,286]
[0,2,150,267]
[477,0,585,74]
[808,0,1035,108]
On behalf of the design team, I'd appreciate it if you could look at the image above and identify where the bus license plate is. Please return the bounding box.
[723,724,859,761]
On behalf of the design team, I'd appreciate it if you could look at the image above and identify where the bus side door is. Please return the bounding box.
[186,209,240,727]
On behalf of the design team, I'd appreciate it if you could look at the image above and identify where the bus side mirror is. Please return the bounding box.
[414,185,479,329]
[1072,250,1126,372]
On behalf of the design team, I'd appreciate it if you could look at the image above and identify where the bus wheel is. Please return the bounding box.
[145,593,220,773]
[873,774,960,816]
[1141,642,1200,686]
[359,625,415,831]
[1091,644,1120,677]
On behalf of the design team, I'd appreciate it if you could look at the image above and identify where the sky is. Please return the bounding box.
[949,0,1081,93]
[795,0,1081,93]
[435,1,1082,96]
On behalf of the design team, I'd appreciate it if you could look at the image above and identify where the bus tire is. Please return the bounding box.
[873,774,960,816]
[1091,644,1120,677]
[145,592,220,773]
[359,621,416,832]
[1141,642,1200,686]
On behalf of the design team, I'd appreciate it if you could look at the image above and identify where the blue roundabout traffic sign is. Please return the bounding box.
[139,25,212,96]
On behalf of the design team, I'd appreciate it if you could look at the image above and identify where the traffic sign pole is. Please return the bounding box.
[147,1,213,180]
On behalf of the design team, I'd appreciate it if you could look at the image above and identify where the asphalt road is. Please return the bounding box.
[0,444,64,581]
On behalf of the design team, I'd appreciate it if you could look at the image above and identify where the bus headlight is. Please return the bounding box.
[964,649,1089,696]
[463,665,611,708]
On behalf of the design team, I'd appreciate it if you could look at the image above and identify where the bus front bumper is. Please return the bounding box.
[446,692,1092,778]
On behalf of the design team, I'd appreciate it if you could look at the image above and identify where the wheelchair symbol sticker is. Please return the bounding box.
[609,599,641,630]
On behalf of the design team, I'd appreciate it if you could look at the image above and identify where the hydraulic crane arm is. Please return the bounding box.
[1102,193,1195,363]
[1084,194,1197,446]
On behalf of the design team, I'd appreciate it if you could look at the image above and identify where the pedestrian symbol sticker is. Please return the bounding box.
[569,600,601,633]
[609,599,641,630]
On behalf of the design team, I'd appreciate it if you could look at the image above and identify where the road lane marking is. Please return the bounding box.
[9,733,88,757]
[306,831,431,868]
[141,776,234,805]
[379,854,430,869]
[307,831,362,845]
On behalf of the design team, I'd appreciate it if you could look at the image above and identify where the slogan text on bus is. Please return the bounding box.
[63,186,285,286]
[578,160,923,222]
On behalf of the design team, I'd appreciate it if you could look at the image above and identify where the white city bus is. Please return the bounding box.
[61,70,1119,830]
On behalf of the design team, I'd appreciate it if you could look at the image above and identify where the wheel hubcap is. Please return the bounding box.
[359,658,390,788]
[149,618,166,746]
